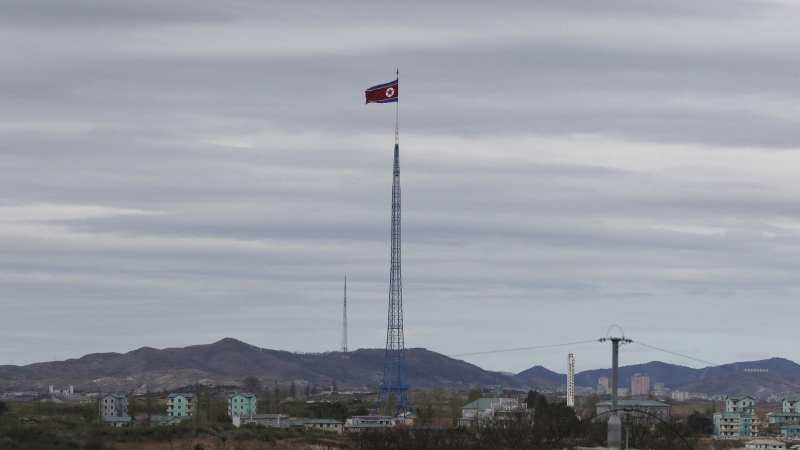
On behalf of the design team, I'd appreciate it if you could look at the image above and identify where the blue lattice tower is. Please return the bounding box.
[375,91,412,415]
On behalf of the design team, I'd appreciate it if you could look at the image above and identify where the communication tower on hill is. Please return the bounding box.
[341,277,348,354]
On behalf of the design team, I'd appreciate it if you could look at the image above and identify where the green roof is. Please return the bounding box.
[289,420,308,426]
[597,400,669,407]
[150,415,185,424]
[228,392,257,399]
[168,393,196,398]
[350,423,388,428]
[102,416,132,423]
[101,393,127,399]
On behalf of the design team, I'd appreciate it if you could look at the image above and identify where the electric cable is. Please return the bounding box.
[448,339,600,357]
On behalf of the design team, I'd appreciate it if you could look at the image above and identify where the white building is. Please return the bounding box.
[459,398,526,426]
[745,439,786,449]
[232,414,289,428]
[99,393,127,418]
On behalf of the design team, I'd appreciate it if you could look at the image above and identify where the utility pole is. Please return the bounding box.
[599,336,631,449]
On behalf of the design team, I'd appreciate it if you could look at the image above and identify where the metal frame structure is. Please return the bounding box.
[375,72,412,415]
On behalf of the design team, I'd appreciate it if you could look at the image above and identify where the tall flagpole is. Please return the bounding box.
[376,68,411,415]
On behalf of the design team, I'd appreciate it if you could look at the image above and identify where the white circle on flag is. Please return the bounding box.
[386,87,395,97]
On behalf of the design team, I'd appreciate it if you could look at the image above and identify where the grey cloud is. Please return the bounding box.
[1,0,800,373]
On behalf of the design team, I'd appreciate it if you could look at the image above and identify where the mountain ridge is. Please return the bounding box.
[0,338,519,392]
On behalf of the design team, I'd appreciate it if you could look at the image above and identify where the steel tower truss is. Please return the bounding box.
[375,127,411,415]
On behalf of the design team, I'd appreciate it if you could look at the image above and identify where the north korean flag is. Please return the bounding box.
[365,79,398,104]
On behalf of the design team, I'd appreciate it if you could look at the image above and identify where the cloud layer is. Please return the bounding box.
[1,0,799,374]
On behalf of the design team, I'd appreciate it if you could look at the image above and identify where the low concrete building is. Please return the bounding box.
[150,415,186,426]
[347,422,390,433]
[232,414,289,428]
[99,393,127,419]
[744,439,786,449]
[350,415,396,426]
[596,399,670,423]
[228,393,258,417]
[102,416,133,427]
[289,419,308,428]
[305,419,343,435]
[459,398,526,426]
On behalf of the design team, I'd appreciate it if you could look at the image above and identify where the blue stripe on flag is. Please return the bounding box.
[366,79,398,91]
[367,98,398,104]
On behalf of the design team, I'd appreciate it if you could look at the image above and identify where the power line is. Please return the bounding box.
[632,341,719,367]
[632,340,791,390]
[448,339,600,357]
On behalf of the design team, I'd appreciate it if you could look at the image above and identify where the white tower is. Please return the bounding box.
[567,353,575,407]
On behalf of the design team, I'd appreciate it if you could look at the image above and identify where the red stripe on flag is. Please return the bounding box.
[365,83,398,103]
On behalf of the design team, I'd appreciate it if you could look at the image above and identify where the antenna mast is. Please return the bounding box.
[341,277,348,354]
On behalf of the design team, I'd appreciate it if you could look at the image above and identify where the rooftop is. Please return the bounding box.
[167,393,197,399]
[228,392,257,399]
[462,398,520,410]
[101,393,127,400]
[746,439,786,445]
[102,416,133,423]
[306,419,342,424]
[597,400,669,407]
[350,423,389,428]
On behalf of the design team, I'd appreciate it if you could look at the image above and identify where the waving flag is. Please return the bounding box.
[365,79,398,104]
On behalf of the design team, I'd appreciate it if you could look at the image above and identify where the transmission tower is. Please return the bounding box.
[341,277,348,354]
[375,75,411,415]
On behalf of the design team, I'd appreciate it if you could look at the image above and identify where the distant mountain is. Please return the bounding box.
[0,338,519,393]
[516,365,565,384]
[675,371,800,399]
[574,361,700,388]
[514,357,800,397]
[512,365,563,391]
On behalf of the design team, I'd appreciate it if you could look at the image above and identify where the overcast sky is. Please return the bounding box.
[1,0,800,375]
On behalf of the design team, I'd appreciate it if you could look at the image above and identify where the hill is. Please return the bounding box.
[0,338,519,393]
[675,371,800,399]
[515,357,800,389]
